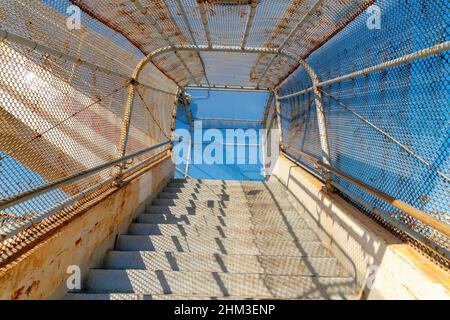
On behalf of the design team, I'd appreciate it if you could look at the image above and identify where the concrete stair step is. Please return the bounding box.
[128,223,317,241]
[84,270,356,299]
[137,213,309,229]
[65,293,264,300]
[116,235,329,257]
[163,187,248,195]
[171,179,243,186]
[156,194,296,212]
[172,179,282,190]
[141,208,309,225]
[166,183,244,189]
[104,251,345,277]
[146,205,255,216]
[165,183,286,193]
[158,192,247,201]
[136,213,252,227]
[152,198,249,208]
[167,183,244,190]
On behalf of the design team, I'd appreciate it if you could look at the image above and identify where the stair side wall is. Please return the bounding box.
[0,155,175,300]
[272,155,450,300]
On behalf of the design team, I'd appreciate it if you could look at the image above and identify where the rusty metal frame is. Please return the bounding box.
[241,0,259,49]
[281,150,450,262]
[171,0,211,87]
[196,0,213,48]
[125,44,332,182]
[255,0,324,88]
[187,84,269,92]
[130,0,202,86]
[170,88,182,142]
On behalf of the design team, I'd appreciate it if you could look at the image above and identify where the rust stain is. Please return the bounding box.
[11,287,24,300]
[25,280,40,296]
[392,244,450,294]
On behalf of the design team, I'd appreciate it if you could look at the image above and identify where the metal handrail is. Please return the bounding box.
[282,145,450,238]
[0,141,174,212]
[277,41,450,100]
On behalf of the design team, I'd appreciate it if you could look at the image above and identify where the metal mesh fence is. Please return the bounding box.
[0,0,448,264]
[279,0,450,256]
[0,0,177,241]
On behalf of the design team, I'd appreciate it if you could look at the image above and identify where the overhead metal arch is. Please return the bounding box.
[118,44,332,183]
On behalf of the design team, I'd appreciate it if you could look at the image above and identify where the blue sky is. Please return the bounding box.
[175,89,269,181]
[188,89,269,121]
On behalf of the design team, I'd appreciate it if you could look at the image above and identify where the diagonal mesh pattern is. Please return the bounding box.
[60,0,374,88]
[279,0,450,255]
[0,0,448,267]
[0,0,177,239]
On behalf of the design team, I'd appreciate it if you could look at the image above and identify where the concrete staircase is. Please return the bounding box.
[66,178,357,300]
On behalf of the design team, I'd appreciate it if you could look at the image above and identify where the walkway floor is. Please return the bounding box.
[66,178,357,300]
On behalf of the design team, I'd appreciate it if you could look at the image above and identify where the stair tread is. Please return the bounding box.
[85,270,356,299]
[69,178,355,300]
[128,223,316,240]
[138,213,309,229]
[116,235,330,256]
[104,251,346,276]
[65,293,276,300]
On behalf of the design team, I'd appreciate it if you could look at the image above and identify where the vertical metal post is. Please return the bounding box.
[274,90,284,147]
[300,62,333,187]
[170,88,181,146]
[241,0,259,49]
[276,58,333,188]
[114,79,137,179]
[196,0,212,48]
[185,138,192,178]
[313,85,333,185]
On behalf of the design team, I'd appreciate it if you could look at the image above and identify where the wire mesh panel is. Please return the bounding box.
[279,0,450,256]
[55,0,376,88]
[0,1,177,240]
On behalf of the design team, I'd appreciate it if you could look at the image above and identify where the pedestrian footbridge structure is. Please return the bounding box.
[0,0,449,300]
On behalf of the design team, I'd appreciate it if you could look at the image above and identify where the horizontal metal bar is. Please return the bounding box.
[187,85,270,92]
[0,149,171,241]
[0,141,174,212]
[277,41,450,100]
[147,44,293,60]
[331,182,450,260]
[192,142,261,147]
[193,117,262,123]
[283,145,450,238]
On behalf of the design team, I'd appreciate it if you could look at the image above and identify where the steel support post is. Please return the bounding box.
[274,91,284,147]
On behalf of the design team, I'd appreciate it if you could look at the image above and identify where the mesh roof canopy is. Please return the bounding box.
[69,0,374,89]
